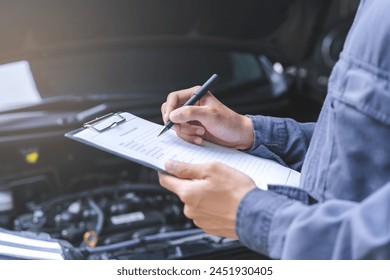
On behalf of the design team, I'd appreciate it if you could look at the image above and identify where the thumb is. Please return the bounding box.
[169,106,211,125]
[165,160,205,179]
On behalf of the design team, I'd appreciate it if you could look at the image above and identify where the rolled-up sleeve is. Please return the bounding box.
[236,181,390,259]
[247,115,315,171]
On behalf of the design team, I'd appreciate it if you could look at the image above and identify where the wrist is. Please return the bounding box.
[236,115,254,150]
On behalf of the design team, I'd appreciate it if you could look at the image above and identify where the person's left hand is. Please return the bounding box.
[158,160,256,239]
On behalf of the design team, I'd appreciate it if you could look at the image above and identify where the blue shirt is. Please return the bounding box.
[236,0,390,259]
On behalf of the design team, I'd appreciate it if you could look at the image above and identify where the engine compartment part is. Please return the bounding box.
[2,182,262,260]
[13,183,188,246]
[0,191,13,212]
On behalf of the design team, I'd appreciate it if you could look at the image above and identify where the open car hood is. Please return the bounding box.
[1,0,330,64]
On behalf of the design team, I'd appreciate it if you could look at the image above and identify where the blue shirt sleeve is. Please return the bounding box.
[247,115,315,171]
[237,0,390,260]
[236,181,390,259]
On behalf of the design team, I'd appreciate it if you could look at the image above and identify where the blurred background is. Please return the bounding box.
[0,0,359,259]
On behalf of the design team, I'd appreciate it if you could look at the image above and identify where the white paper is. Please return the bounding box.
[71,112,301,190]
[0,60,41,110]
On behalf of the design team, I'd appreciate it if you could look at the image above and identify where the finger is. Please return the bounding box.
[165,160,207,180]
[158,172,187,195]
[177,132,204,146]
[169,105,214,125]
[173,122,205,145]
[175,132,204,145]
[161,102,168,123]
[158,172,199,204]
[174,123,205,142]
[166,86,201,107]
[165,86,201,118]
[162,104,171,124]
[183,204,195,219]
[176,122,205,136]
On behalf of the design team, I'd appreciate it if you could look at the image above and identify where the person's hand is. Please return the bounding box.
[158,160,256,238]
[161,86,254,150]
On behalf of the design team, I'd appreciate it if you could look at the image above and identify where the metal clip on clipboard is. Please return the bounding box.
[83,112,126,132]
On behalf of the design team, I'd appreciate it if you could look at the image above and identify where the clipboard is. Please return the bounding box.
[65,112,301,189]
[82,112,126,132]
[65,112,165,172]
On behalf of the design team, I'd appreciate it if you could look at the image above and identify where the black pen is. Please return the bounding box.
[157,74,219,137]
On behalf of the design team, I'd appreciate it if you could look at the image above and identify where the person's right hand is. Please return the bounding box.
[161,86,254,150]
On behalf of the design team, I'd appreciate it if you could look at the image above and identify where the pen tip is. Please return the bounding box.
[157,126,167,137]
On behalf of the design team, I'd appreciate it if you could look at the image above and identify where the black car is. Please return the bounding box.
[0,0,358,259]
